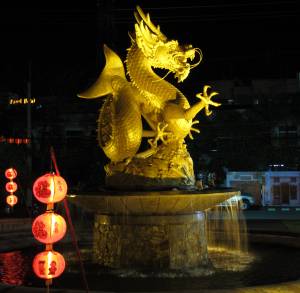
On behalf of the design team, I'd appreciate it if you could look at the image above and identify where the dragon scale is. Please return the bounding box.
[126,43,193,137]
[98,78,143,163]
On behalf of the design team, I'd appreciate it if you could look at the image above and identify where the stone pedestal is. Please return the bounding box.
[68,190,239,274]
[93,213,209,270]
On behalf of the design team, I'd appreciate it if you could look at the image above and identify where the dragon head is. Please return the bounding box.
[133,6,202,83]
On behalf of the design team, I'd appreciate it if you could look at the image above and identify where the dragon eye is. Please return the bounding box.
[176,55,186,62]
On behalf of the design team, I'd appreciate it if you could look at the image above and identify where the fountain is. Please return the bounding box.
[2,6,300,293]
[67,5,246,276]
[69,190,242,275]
[68,4,243,272]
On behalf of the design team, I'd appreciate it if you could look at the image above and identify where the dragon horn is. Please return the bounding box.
[140,21,158,46]
[135,6,167,41]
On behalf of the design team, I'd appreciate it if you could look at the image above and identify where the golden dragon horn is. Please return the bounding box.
[134,6,167,41]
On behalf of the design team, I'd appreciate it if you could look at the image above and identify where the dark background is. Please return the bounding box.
[1,0,300,94]
[0,0,299,197]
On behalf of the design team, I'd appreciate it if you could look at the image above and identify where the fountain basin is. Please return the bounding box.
[2,208,300,291]
[67,189,239,272]
[67,189,239,215]
[2,234,300,292]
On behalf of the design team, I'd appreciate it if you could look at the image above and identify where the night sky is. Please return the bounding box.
[0,0,299,192]
[0,0,300,97]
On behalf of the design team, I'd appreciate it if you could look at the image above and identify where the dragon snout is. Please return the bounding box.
[185,49,196,61]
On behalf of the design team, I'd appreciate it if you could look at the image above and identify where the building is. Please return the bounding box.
[226,171,264,205]
[262,171,300,206]
[226,171,300,206]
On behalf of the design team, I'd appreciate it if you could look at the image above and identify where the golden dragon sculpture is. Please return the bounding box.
[78,6,221,189]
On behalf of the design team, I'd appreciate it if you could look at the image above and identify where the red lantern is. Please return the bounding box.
[5,168,17,180]
[6,194,18,207]
[32,250,65,280]
[32,212,67,244]
[7,138,14,144]
[33,173,67,204]
[15,138,22,145]
[5,181,18,193]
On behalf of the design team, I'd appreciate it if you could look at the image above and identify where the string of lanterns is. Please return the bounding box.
[31,147,89,292]
[0,137,31,144]
[32,169,68,286]
[5,168,18,208]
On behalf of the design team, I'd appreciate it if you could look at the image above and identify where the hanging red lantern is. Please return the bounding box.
[32,250,65,280]
[33,173,67,204]
[6,194,18,207]
[5,181,18,193]
[32,212,67,244]
[15,138,22,145]
[5,168,17,180]
[7,138,14,144]
[22,138,30,144]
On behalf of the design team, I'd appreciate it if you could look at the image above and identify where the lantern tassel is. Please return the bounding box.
[50,147,90,293]
[45,279,52,292]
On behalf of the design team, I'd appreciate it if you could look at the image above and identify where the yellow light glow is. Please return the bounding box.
[50,177,55,204]
[78,6,221,186]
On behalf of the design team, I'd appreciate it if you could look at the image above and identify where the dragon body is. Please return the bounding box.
[79,6,220,189]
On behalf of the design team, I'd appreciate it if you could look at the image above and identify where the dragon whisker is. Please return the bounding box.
[190,48,203,69]
[152,70,172,82]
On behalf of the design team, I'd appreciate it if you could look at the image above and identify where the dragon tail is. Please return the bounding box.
[78,44,126,99]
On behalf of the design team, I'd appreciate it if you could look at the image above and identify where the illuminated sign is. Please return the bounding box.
[9,98,36,105]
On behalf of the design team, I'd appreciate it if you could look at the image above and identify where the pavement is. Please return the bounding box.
[1,280,300,293]
[244,208,300,220]
[1,209,300,292]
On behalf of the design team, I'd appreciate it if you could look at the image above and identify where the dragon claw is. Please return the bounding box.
[191,127,200,133]
[205,108,212,116]
[147,138,156,148]
[196,85,221,117]
[188,123,200,140]
[202,85,211,96]
[148,122,170,147]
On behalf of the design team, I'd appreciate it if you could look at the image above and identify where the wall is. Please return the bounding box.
[226,171,264,205]
[263,171,300,206]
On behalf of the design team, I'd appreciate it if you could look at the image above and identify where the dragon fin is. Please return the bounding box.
[78,44,126,99]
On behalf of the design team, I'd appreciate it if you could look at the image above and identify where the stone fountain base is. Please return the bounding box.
[68,189,239,274]
[93,213,208,270]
